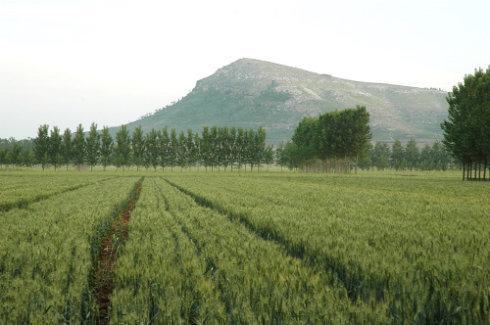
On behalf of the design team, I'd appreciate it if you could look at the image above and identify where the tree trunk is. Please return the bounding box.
[462,162,465,181]
[484,159,487,181]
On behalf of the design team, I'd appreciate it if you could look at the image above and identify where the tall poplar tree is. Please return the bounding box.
[404,139,420,170]
[131,126,145,171]
[391,140,405,170]
[236,128,245,170]
[73,124,86,168]
[177,131,187,170]
[201,127,212,170]
[33,124,50,170]
[114,125,131,169]
[144,129,159,170]
[100,126,113,170]
[61,128,72,170]
[169,129,178,169]
[49,126,62,169]
[158,128,170,171]
[85,123,100,171]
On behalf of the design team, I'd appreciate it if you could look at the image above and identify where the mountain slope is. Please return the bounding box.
[122,58,448,143]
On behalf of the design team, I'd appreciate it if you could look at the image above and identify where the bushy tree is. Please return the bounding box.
[8,143,22,166]
[0,149,8,167]
[292,117,319,166]
[442,67,490,180]
[371,143,390,170]
[286,106,371,172]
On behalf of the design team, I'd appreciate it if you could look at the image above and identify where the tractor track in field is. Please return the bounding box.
[91,178,143,325]
[0,177,115,213]
[162,178,389,305]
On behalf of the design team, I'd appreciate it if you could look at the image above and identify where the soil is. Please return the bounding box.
[93,181,142,325]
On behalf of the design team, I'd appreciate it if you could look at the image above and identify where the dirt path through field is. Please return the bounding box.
[93,179,142,325]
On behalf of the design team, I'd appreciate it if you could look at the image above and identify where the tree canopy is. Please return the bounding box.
[282,106,371,172]
[442,67,490,180]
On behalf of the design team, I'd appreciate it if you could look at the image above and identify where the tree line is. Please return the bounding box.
[275,106,371,172]
[7,124,271,171]
[442,67,490,181]
[359,140,454,170]
[0,138,35,167]
[276,138,454,171]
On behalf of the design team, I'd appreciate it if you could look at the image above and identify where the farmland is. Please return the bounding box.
[0,169,489,323]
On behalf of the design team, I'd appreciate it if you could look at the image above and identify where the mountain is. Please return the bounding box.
[121,58,449,144]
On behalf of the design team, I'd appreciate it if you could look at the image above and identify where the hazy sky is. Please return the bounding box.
[1,0,489,139]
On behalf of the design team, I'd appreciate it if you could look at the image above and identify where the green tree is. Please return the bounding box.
[292,117,319,166]
[131,126,145,171]
[0,149,7,167]
[371,143,390,170]
[33,124,50,170]
[244,129,255,171]
[8,143,22,166]
[177,131,187,170]
[184,129,197,169]
[201,127,212,170]
[442,67,490,180]
[49,126,62,169]
[20,148,34,167]
[236,128,246,170]
[192,131,201,168]
[114,125,131,169]
[357,142,373,170]
[100,127,113,170]
[263,145,274,166]
[158,128,170,171]
[209,127,219,170]
[169,129,178,170]
[432,141,451,171]
[404,139,419,170]
[253,128,266,171]
[229,127,238,170]
[73,124,86,168]
[85,123,100,171]
[419,144,433,170]
[61,128,73,170]
[144,129,159,170]
[391,140,404,170]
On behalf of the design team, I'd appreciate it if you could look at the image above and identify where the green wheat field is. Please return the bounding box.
[0,169,489,324]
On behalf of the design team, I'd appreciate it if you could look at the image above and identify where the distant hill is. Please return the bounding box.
[119,58,449,144]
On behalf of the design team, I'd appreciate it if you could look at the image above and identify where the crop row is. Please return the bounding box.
[0,177,137,323]
[0,174,113,212]
[166,175,490,323]
[111,177,388,323]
